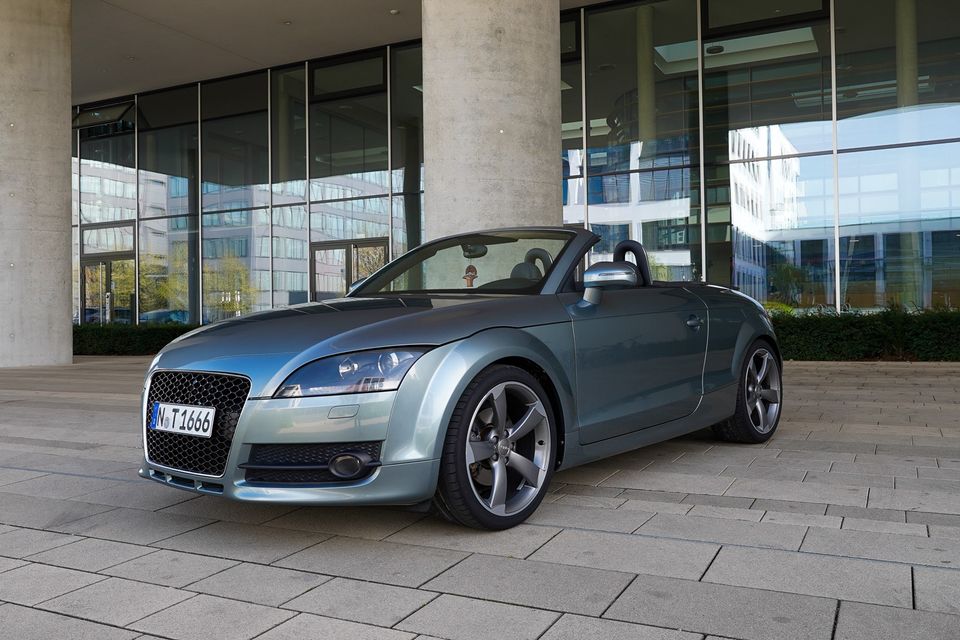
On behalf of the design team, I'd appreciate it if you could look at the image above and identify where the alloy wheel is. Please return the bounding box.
[464,381,551,516]
[744,348,781,434]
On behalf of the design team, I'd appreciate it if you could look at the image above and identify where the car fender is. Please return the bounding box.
[729,310,779,382]
[382,325,576,466]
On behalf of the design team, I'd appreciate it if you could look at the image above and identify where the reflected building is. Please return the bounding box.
[70,0,960,325]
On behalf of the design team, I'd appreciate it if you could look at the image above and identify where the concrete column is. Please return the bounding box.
[636,5,656,155]
[0,0,72,367]
[422,0,561,239]
[895,0,918,107]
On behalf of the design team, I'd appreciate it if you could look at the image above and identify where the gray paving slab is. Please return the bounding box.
[0,603,138,640]
[153,520,330,563]
[130,594,296,640]
[803,470,893,488]
[264,506,426,540]
[0,527,81,558]
[929,525,960,540]
[283,577,437,626]
[618,499,693,515]
[26,537,155,571]
[0,468,49,486]
[256,612,415,640]
[833,601,960,640]
[637,512,808,550]
[825,504,906,522]
[540,613,703,640]
[553,493,626,508]
[528,528,718,579]
[103,549,237,587]
[158,495,298,524]
[55,506,214,544]
[275,536,469,587]
[914,566,960,615]
[187,562,332,607]
[0,473,124,499]
[720,463,806,481]
[600,470,734,495]
[702,546,912,606]
[725,478,867,507]
[905,511,960,527]
[37,577,194,626]
[761,511,842,528]
[869,487,960,515]
[604,573,836,640]
[70,481,197,511]
[680,493,756,508]
[523,502,653,533]
[750,498,828,514]
[800,527,960,568]
[551,483,626,498]
[687,504,763,521]
[841,517,928,536]
[618,489,688,502]
[0,562,106,605]
[421,553,634,616]
[385,517,562,556]
[396,594,560,640]
[0,491,115,529]
[0,556,27,573]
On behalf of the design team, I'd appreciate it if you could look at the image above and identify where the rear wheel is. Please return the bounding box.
[713,341,782,443]
[434,365,555,530]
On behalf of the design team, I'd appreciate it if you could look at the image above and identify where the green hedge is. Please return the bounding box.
[74,310,960,361]
[74,324,198,356]
[772,310,960,361]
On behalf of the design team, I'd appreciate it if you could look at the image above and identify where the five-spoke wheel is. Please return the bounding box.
[435,365,555,529]
[713,340,783,443]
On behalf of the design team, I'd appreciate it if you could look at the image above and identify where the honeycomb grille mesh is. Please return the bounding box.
[245,442,382,484]
[145,371,250,476]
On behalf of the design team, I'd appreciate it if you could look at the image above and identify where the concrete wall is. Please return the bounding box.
[422,0,562,239]
[0,0,72,366]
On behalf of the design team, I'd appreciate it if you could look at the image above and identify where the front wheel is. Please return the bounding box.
[712,341,783,443]
[434,365,555,530]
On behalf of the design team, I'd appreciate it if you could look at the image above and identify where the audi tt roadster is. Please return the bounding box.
[140,226,782,529]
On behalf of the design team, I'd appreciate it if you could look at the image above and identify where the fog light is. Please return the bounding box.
[329,453,365,479]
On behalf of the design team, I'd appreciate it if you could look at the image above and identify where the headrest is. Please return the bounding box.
[510,262,543,281]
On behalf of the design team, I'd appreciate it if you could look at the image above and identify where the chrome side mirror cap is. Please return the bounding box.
[581,261,638,305]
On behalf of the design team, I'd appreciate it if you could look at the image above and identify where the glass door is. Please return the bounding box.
[311,239,388,301]
[81,257,136,324]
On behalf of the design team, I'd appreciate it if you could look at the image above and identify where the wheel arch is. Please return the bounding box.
[491,356,567,469]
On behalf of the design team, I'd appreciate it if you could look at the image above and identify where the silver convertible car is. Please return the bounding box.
[140,227,782,529]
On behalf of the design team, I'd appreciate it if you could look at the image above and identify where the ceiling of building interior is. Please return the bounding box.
[73,0,604,105]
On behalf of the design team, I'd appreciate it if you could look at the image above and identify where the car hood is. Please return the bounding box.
[150,295,568,397]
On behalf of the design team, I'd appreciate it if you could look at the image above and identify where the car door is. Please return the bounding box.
[562,286,708,445]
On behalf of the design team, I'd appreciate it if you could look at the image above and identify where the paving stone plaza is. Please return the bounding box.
[1,357,959,639]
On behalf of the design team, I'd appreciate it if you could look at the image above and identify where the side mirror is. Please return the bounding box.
[582,261,638,305]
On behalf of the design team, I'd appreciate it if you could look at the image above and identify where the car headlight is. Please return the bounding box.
[273,349,427,398]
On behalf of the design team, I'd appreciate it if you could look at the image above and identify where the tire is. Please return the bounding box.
[712,340,783,444]
[434,364,556,530]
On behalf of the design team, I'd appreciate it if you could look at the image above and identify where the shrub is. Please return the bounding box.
[74,324,198,356]
[773,309,960,361]
[73,309,960,361]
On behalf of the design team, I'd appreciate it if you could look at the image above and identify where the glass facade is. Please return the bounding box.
[71,0,960,324]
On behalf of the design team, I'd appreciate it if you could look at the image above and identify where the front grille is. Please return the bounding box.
[244,442,381,484]
[145,371,251,476]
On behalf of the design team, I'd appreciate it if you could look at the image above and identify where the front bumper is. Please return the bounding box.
[140,388,441,505]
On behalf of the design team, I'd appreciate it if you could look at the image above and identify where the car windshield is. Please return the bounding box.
[353,230,575,295]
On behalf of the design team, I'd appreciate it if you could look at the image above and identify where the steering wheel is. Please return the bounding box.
[524,248,553,274]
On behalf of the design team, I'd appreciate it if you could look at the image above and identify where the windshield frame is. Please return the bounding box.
[350,228,579,297]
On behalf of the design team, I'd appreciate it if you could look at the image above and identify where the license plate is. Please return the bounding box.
[149,402,216,438]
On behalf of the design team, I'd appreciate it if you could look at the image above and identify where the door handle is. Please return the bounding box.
[686,315,703,329]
